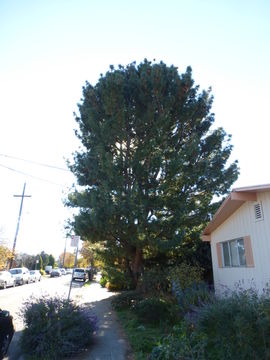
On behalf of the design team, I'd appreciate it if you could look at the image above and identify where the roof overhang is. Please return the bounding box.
[201,183,270,241]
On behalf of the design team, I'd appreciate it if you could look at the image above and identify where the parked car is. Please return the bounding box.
[65,268,72,274]
[29,270,42,282]
[60,268,66,275]
[0,271,16,289]
[50,268,61,277]
[9,267,30,285]
[72,268,87,282]
[0,309,14,359]
[45,265,52,275]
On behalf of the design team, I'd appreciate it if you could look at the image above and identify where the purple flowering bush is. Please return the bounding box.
[19,295,98,359]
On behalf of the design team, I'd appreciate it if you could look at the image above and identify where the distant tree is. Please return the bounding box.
[0,241,12,270]
[48,254,55,267]
[40,251,49,268]
[67,60,239,287]
[76,257,88,268]
[20,253,36,270]
[80,242,102,268]
[59,252,75,268]
[36,255,43,270]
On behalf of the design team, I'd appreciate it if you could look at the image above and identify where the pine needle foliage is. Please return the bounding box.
[67,59,238,287]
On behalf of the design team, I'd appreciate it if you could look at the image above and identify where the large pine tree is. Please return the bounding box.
[67,60,238,287]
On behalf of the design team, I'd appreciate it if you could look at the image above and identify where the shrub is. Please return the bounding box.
[172,281,214,316]
[19,295,98,359]
[169,262,203,290]
[150,322,207,360]
[138,267,170,294]
[151,286,270,360]
[111,290,144,310]
[100,273,108,288]
[196,289,270,360]
[100,267,133,291]
[39,269,45,276]
[134,297,176,324]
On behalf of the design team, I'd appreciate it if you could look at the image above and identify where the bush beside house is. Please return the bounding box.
[112,265,270,360]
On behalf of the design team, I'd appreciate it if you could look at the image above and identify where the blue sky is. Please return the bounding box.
[0,0,269,256]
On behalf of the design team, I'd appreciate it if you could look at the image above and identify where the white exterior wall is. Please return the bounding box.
[211,191,270,295]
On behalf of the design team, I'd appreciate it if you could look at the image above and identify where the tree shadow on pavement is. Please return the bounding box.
[72,296,134,360]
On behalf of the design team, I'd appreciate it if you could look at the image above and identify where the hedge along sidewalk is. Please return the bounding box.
[71,280,135,360]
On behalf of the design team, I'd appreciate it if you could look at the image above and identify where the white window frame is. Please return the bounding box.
[221,238,246,267]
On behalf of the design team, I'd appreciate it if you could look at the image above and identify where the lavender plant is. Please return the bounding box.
[19,295,98,359]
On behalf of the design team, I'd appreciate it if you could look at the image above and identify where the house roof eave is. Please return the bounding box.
[201,186,267,241]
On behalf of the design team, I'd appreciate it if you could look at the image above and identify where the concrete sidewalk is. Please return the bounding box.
[71,281,134,360]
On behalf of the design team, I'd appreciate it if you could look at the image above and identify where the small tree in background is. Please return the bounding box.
[80,242,103,268]
[48,254,55,267]
[40,251,49,269]
[67,60,238,288]
[59,252,75,268]
[0,241,12,270]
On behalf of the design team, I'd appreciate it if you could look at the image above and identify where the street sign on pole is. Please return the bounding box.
[68,235,80,301]
[71,235,80,247]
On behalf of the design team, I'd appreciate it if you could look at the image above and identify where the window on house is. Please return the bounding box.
[221,238,246,267]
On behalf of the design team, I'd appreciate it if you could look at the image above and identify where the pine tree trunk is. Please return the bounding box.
[132,248,143,288]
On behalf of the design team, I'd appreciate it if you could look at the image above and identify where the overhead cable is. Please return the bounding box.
[0,153,70,172]
[0,163,70,187]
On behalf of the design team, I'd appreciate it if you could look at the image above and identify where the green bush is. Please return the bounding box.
[169,262,203,290]
[111,290,144,310]
[196,289,270,360]
[150,322,207,360]
[100,267,133,291]
[134,297,176,324]
[150,287,270,360]
[19,295,98,360]
[100,273,108,288]
[138,267,170,294]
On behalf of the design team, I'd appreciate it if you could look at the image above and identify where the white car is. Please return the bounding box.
[29,270,42,282]
[60,268,66,275]
[72,268,87,282]
[0,271,16,289]
[9,267,30,285]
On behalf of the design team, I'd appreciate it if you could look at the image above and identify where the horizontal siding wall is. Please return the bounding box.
[211,191,270,295]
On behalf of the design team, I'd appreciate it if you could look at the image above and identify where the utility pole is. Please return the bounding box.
[9,182,31,269]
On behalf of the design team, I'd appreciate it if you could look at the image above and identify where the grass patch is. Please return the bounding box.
[116,308,173,360]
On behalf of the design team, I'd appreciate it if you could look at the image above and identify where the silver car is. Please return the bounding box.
[9,267,30,285]
[29,270,42,282]
[0,271,16,289]
[72,268,87,282]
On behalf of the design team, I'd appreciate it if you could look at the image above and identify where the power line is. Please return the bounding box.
[0,153,70,172]
[0,163,70,187]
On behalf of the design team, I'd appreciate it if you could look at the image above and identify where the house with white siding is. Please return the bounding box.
[201,184,270,295]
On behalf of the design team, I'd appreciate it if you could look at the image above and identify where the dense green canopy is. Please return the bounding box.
[67,60,238,286]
